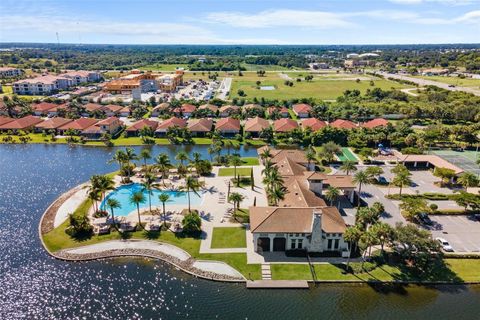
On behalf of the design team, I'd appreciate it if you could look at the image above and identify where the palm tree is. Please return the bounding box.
[318,141,341,163]
[228,192,244,220]
[109,150,127,173]
[340,161,357,175]
[457,172,479,189]
[370,222,393,255]
[261,159,273,176]
[269,184,286,206]
[88,190,101,213]
[191,152,202,166]
[263,168,284,193]
[139,148,152,169]
[99,175,115,202]
[155,153,171,186]
[260,147,272,163]
[392,171,412,197]
[158,193,170,226]
[230,155,242,186]
[353,170,370,207]
[344,225,362,272]
[175,151,189,166]
[106,197,121,228]
[365,166,384,181]
[124,147,138,167]
[325,186,340,208]
[184,176,200,212]
[142,173,158,213]
[207,145,216,162]
[130,191,146,228]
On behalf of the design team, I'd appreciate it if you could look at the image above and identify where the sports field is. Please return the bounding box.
[229,72,407,101]
[337,147,359,162]
[431,149,480,175]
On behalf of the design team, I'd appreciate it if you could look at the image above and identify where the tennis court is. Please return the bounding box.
[431,150,480,175]
[336,147,359,162]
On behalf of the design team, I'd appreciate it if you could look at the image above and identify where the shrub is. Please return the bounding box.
[182,212,202,235]
[429,203,438,211]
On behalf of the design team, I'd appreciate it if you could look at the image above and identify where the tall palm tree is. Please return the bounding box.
[158,193,170,226]
[191,152,202,166]
[99,175,115,203]
[325,186,340,208]
[260,147,272,163]
[263,168,284,193]
[106,197,121,227]
[155,153,171,186]
[124,147,138,167]
[109,150,127,173]
[269,185,286,206]
[344,225,362,272]
[230,155,242,185]
[130,191,146,228]
[207,145,216,162]
[184,176,200,212]
[353,170,370,207]
[175,151,189,166]
[457,172,479,189]
[340,161,357,175]
[305,148,316,170]
[370,222,393,255]
[228,192,244,221]
[139,148,152,169]
[142,173,158,213]
[261,159,273,176]
[88,190,101,213]
[392,171,412,197]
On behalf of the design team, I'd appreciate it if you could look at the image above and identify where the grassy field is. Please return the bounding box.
[229,72,407,100]
[211,227,247,248]
[218,167,252,176]
[240,64,294,71]
[412,75,480,88]
[241,157,259,166]
[139,64,189,71]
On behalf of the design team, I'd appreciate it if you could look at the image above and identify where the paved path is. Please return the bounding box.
[216,77,232,100]
[379,72,480,96]
[54,185,88,228]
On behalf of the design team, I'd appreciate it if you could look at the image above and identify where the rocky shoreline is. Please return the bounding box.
[54,248,244,282]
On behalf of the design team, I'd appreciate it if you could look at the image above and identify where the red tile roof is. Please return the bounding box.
[330,119,357,129]
[58,118,98,131]
[244,116,270,132]
[35,117,73,130]
[216,117,240,132]
[219,105,239,114]
[180,103,196,113]
[363,118,388,129]
[198,104,218,112]
[126,119,159,132]
[0,115,43,130]
[292,103,312,114]
[84,103,105,112]
[105,104,124,113]
[301,118,327,131]
[156,117,187,130]
[97,116,121,126]
[32,102,57,112]
[273,118,298,132]
[0,116,14,126]
[187,118,213,132]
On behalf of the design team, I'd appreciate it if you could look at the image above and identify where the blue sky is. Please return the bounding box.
[0,0,478,44]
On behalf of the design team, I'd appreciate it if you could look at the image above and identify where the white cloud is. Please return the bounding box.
[206,10,353,29]
[389,0,474,5]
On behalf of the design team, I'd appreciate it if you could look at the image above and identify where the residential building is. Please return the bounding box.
[0,67,23,78]
[219,105,239,117]
[266,106,289,118]
[34,117,73,133]
[13,75,71,95]
[215,117,240,137]
[329,119,357,129]
[173,103,196,118]
[82,117,123,139]
[362,118,388,129]
[0,116,14,127]
[125,119,158,137]
[198,104,218,115]
[187,118,213,137]
[155,117,186,137]
[244,116,270,137]
[57,118,98,135]
[0,115,43,132]
[273,118,298,133]
[62,70,102,84]
[104,70,183,94]
[292,103,312,118]
[104,104,124,117]
[151,103,171,117]
[32,102,57,116]
[301,118,327,131]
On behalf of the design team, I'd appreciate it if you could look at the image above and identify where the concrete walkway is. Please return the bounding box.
[193,260,244,278]
[54,185,88,228]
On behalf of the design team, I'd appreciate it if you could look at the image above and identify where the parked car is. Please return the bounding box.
[377,176,388,184]
[418,212,432,225]
[435,237,454,252]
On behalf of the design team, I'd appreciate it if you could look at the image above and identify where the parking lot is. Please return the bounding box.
[427,215,480,253]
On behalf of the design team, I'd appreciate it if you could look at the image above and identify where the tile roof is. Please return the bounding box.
[292,103,312,114]
[0,116,14,126]
[215,117,240,131]
[126,119,159,132]
[156,117,186,130]
[219,105,239,113]
[187,118,213,132]
[84,103,105,112]
[198,104,218,112]
[244,116,270,132]
[58,118,98,131]
[280,176,327,208]
[104,104,124,113]
[35,117,73,130]
[301,118,327,131]
[97,116,121,126]
[32,102,57,112]
[330,119,357,129]
[363,118,388,129]
[274,118,298,132]
[0,115,43,129]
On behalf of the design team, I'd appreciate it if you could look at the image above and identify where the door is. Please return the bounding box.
[273,237,286,251]
[257,237,270,252]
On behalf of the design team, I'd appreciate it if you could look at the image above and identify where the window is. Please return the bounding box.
[334,239,339,250]
[290,239,296,249]
[328,239,333,250]
[297,239,303,249]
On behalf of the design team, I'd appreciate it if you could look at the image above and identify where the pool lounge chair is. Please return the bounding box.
[93,224,110,235]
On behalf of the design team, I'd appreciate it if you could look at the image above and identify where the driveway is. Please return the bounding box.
[426,215,480,253]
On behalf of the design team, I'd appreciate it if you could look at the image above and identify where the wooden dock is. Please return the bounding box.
[246,280,309,289]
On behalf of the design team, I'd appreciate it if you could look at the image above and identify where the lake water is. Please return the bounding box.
[0,144,479,319]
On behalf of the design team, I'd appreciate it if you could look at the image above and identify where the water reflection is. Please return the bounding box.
[0,144,478,319]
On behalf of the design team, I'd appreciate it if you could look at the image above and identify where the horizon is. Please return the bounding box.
[1,0,479,45]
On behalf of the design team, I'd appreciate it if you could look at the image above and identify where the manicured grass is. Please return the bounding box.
[218,167,252,176]
[139,63,189,71]
[240,64,292,71]
[241,157,259,165]
[111,137,170,146]
[211,227,247,248]
[232,208,250,223]
[229,72,407,100]
[337,147,358,162]
[412,75,480,88]
[198,253,262,280]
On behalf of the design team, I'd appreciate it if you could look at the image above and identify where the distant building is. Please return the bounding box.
[62,70,102,85]
[0,67,23,78]
[104,70,183,94]
[13,71,101,95]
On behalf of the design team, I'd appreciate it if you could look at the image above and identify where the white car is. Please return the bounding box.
[436,237,454,252]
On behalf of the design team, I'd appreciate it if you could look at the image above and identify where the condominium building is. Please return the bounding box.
[0,67,23,78]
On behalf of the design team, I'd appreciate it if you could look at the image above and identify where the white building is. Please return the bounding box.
[0,67,23,78]
[62,70,102,85]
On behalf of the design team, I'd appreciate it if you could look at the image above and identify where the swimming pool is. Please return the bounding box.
[100,183,204,216]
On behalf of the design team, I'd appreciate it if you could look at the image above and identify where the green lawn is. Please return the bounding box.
[218,167,252,176]
[229,72,407,100]
[211,227,247,248]
[139,63,189,71]
[412,75,480,88]
[241,157,259,165]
